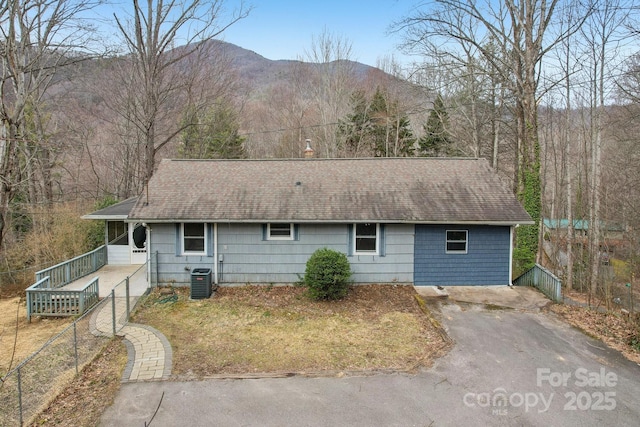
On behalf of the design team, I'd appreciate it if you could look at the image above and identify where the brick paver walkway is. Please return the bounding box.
[87,266,172,382]
[91,299,172,382]
[119,324,172,381]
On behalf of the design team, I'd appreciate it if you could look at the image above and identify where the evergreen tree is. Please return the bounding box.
[369,87,391,156]
[338,87,416,157]
[393,114,417,157]
[337,90,374,157]
[179,102,245,159]
[419,94,455,157]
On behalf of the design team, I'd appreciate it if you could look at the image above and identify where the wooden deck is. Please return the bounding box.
[62,264,149,298]
[27,262,149,321]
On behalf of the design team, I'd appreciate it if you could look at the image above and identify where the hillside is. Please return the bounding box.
[43,38,423,201]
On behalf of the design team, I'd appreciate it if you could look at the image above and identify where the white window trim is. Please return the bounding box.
[181,223,207,255]
[446,229,468,254]
[267,223,294,240]
[354,223,379,255]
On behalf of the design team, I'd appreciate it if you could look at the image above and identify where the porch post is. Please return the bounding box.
[146,224,153,288]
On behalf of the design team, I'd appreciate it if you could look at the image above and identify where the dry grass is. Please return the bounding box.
[134,285,450,379]
[13,285,447,424]
[550,304,640,364]
[28,338,128,427]
[0,297,72,374]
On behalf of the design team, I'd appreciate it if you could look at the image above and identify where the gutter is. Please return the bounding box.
[126,219,535,226]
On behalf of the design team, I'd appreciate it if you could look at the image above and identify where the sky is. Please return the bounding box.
[219,0,416,67]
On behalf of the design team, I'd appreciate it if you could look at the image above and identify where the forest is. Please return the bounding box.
[1,0,640,306]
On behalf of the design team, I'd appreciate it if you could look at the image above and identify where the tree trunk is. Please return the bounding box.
[565,89,574,291]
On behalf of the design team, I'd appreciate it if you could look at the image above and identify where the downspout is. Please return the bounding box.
[509,225,515,285]
[213,223,218,285]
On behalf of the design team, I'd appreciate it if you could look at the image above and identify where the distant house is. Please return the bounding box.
[543,218,626,240]
[84,158,533,286]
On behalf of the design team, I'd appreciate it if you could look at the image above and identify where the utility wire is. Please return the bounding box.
[238,121,340,137]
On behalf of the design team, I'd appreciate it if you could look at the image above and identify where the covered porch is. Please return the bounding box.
[81,197,148,266]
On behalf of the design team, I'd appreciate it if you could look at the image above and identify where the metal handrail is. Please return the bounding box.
[513,263,562,302]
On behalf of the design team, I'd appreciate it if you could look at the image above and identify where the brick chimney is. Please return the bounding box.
[303,139,314,158]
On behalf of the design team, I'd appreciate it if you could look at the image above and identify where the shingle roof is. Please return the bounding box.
[81,197,138,220]
[128,158,533,225]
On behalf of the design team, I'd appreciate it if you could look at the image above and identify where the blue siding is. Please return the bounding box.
[414,225,511,286]
[150,223,414,285]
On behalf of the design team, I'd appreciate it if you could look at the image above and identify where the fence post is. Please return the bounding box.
[73,322,79,375]
[17,367,23,426]
[111,289,117,336]
[126,276,130,321]
[26,291,31,323]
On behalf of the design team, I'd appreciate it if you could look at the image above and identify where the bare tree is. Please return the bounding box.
[301,29,357,157]
[0,0,103,249]
[559,13,581,291]
[113,0,249,182]
[579,0,632,297]
[397,0,590,272]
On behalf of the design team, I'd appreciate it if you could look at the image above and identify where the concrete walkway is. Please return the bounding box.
[85,265,172,382]
[414,284,552,311]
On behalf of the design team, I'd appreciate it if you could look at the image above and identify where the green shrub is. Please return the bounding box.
[301,248,352,300]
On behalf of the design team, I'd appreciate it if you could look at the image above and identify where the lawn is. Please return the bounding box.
[29,338,128,427]
[0,297,72,374]
[133,284,450,379]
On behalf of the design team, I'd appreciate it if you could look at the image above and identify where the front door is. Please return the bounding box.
[130,223,147,264]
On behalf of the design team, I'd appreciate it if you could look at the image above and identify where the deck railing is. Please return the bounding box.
[513,263,562,303]
[26,276,100,322]
[35,245,107,289]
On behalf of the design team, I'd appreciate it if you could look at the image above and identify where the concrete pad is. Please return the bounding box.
[415,285,551,310]
[413,285,449,299]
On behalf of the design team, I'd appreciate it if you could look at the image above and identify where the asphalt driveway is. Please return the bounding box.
[100,292,640,426]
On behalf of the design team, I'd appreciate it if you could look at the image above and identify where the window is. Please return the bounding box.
[268,223,294,240]
[446,230,468,253]
[354,223,378,254]
[107,221,128,245]
[182,223,206,254]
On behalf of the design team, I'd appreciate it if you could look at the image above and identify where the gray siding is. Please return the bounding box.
[149,223,212,285]
[107,245,129,265]
[414,225,511,286]
[347,224,414,283]
[150,223,414,285]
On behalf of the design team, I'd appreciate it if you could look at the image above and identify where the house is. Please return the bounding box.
[543,218,626,240]
[542,218,630,265]
[84,157,533,286]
